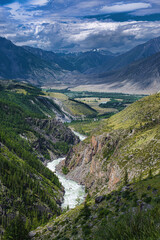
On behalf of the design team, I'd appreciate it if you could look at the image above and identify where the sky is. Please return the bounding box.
[0,0,160,53]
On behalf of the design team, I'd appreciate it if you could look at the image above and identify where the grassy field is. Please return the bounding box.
[74,97,117,115]
[45,92,68,100]
[68,120,101,136]
[45,92,97,118]
[44,89,144,117]
[44,89,145,133]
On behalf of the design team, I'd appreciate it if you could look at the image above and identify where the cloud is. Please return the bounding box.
[73,1,103,9]
[28,0,50,6]
[0,0,15,5]
[0,0,160,53]
[101,2,151,13]
[2,17,159,53]
[63,20,160,52]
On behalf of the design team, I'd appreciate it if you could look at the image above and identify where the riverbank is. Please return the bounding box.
[47,131,87,209]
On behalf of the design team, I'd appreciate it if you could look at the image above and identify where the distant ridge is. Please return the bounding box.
[0,36,160,93]
[96,51,160,94]
[99,36,160,72]
[0,37,67,86]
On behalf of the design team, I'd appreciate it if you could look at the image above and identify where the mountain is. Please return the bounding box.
[0,37,68,86]
[68,50,115,73]
[31,92,160,240]
[0,37,115,86]
[96,51,160,94]
[24,46,115,73]
[1,36,160,93]
[0,80,79,235]
[23,46,75,71]
[100,36,160,72]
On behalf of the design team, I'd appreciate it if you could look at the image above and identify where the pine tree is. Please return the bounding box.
[124,169,128,185]
[3,215,29,240]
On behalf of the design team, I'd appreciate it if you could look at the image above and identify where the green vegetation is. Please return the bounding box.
[3,216,29,240]
[67,112,115,136]
[63,98,97,117]
[72,93,160,194]
[47,92,160,239]
[32,175,160,240]
[62,166,69,175]
[95,207,160,240]
[45,89,143,120]
[0,80,77,235]
[45,89,143,135]
[1,83,159,240]
[45,89,144,101]
[45,91,97,118]
[99,98,131,111]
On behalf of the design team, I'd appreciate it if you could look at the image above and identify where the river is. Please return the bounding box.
[47,131,87,209]
[71,130,87,141]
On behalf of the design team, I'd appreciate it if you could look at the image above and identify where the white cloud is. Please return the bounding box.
[0,0,160,53]
[5,2,34,20]
[1,15,160,53]
[101,2,151,13]
[28,0,50,6]
[75,1,103,9]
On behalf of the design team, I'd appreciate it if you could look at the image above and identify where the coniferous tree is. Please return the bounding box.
[3,215,29,240]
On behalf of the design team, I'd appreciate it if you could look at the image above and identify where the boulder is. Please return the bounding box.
[29,231,36,238]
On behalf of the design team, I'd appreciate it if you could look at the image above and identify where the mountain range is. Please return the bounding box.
[1,36,160,93]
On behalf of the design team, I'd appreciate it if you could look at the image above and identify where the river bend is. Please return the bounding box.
[47,131,86,209]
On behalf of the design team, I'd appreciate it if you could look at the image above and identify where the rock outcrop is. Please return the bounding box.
[64,94,160,196]
[64,132,123,195]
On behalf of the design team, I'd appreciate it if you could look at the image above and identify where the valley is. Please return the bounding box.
[1,36,160,94]
[29,91,160,240]
[0,33,160,240]
[44,88,143,122]
[0,79,159,240]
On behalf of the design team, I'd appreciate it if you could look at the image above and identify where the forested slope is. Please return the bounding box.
[0,80,78,237]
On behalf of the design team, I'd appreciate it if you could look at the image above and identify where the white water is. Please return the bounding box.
[47,158,85,209]
[47,132,86,209]
[72,130,87,141]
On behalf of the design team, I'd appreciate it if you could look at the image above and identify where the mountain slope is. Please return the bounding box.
[0,80,79,236]
[32,93,160,240]
[32,175,160,240]
[1,36,160,93]
[0,37,114,86]
[96,51,160,93]
[24,47,115,73]
[0,37,67,86]
[101,36,160,72]
[23,46,75,72]
[64,93,160,195]
[63,50,115,73]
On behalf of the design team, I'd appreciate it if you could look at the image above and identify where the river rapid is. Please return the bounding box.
[47,131,87,209]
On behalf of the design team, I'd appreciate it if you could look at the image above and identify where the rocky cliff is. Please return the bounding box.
[65,93,160,196]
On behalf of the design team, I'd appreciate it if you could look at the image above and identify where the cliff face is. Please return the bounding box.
[65,132,123,195]
[65,94,160,196]
[26,118,79,163]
